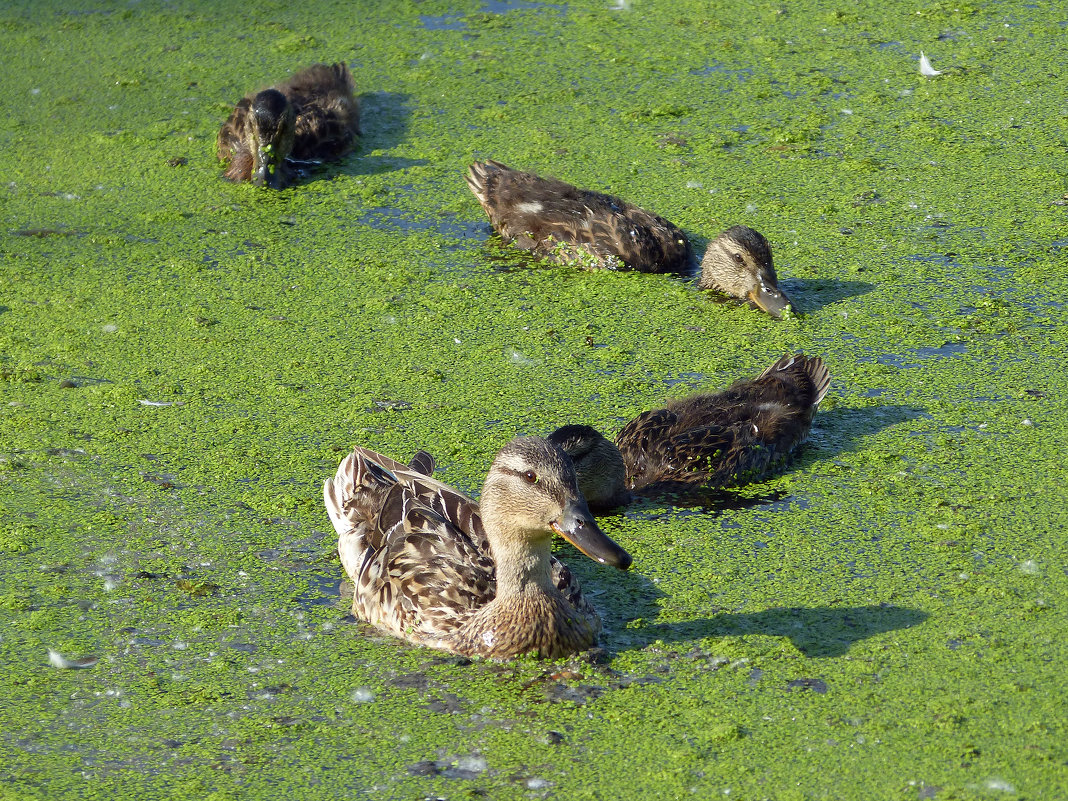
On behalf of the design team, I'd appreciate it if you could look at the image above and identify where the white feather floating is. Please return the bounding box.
[47,648,99,669]
[138,400,185,407]
[919,52,943,77]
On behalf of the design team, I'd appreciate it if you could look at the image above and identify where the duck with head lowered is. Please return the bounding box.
[465,160,793,317]
[324,437,632,659]
[218,62,360,189]
[548,353,830,511]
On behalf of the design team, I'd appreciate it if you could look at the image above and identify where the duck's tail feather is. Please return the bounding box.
[759,353,831,407]
[464,159,511,206]
[323,449,399,536]
[408,450,436,477]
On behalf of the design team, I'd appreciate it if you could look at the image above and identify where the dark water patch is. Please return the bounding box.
[690,62,753,82]
[662,370,707,390]
[355,207,486,242]
[481,0,564,12]
[419,13,467,30]
[296,573,342,609]
[12,227,84,238]
[786,677,828,693]
[876,342,966,369]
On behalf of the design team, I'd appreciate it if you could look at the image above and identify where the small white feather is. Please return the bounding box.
[47,648,98,669]
[919,52,943,77]
[138,400,185,407]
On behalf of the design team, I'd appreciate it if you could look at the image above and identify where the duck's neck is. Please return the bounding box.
[490,531,555,598]
[480,503,556,599]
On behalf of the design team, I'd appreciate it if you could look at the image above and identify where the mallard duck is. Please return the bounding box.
[697,225,792,318]
[217,62,360,188]
[548,353,830,510]
[323,437,632,659]
[465,160,693,272]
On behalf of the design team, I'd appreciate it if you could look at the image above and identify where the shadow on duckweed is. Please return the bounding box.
[618,487,790,516]
[778,277,875,314]
[616,604,929,658]
[350,91,424,176]
[815,403,929,453]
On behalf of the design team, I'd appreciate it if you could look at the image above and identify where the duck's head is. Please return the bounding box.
[481,437,631,570]
[697,226,792,318]
[244,89,296,189]
[547,425,631,512]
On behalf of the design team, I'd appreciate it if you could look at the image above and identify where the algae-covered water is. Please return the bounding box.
[2,0,1067,798]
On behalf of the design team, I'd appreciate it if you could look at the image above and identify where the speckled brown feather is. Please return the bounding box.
[616,354,830,490]
[217,62,359,182]
[324,446,599,658]
[466,160,692,273]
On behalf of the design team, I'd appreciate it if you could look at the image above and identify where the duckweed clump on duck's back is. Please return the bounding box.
[1,0,1067,798]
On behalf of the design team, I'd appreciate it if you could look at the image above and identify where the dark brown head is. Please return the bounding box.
[244,89,296,189]
[697,226,792,318]
[547,425,631,512]
[481,436,631,570]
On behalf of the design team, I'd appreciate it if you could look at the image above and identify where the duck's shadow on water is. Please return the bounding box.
[593,567,927,658]
[808,403,930,462]
[778,277,875,314]
[290,91,425,183]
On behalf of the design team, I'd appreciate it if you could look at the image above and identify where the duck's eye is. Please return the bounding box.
[522,470,539,484]
[732,252,745,264]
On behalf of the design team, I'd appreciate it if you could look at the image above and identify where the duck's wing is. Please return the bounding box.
[466,161,691,272]
[616,408,739,488]
[325,448,496,642]
[217,96,254,181]
[281,62,360,161]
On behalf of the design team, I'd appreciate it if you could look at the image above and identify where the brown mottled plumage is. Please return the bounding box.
[217,62,359,188]
[549,354,831,510]
[323,437,632,659]
[465,160,692,272]
[697,225,792,318]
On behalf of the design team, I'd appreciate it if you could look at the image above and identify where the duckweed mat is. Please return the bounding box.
[2,0,1067,798]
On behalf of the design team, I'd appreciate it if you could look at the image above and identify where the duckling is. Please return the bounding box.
[323,437,632,659]
[548,354,830,510]
[697,225,792,318]
[217,62,360,188]
[465,160,693,272]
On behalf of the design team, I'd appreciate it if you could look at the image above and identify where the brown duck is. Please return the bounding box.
[466,160,793,316]
[465,160,692,272]
[323,437,632,659]
[217,62,360,188]
[548,353,831,510]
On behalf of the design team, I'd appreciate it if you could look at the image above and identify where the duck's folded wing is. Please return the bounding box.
[357,483,496,638]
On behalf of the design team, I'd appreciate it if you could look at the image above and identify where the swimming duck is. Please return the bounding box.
[323,437,632,659]
[465,161,792,316]
[697,225,792,318]
[217,62,360,188]
[548,353,830,510]
[465,160,692,272]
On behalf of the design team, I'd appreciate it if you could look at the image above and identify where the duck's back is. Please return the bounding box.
[617,354,830,489]
[466,160,691,273]
[280,62,360,161]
